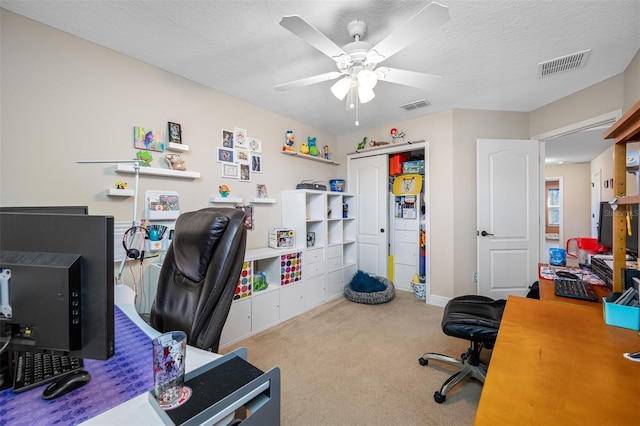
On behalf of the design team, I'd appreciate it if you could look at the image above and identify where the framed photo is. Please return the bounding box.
[239,163,251,182]
[256,184,268,198]
[217,147,234,163]
[307,232,316,247]
[248,137,262,153]
[234,127,247,148]
[134,126,164,152]
[251,154,262,173]
[235,205,254,230]
[236,148,250,163]
[221,129,234,148]
[168,122,182,144]
[221,163,239,179]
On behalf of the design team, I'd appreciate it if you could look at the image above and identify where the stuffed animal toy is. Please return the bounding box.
[219,184,231,198]
[283,130,295,151]
[165,154,186,171]
[357,137,367,150]
[300,142,309,154]
[308,137,318,156]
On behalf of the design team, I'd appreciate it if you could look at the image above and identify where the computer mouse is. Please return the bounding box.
[556,271,579,280]
[42,370,91,400]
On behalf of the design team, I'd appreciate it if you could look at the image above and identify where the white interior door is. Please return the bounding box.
[477,139,540,299]
[349,155,388,277]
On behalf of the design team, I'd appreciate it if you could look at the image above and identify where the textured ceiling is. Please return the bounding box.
[2,0,639,162]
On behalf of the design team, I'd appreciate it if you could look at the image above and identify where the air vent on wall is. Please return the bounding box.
[538,49,591,78]
[401,99,431,111]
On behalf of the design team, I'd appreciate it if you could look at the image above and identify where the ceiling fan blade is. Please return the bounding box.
[280,15,347,60]
[378,67,442,90]
[274,71,342,91]
[369,2,450,63]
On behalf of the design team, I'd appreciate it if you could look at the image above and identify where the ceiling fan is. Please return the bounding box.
[274,2,451,110]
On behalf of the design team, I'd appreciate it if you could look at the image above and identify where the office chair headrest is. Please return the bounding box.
[172,210,229,282]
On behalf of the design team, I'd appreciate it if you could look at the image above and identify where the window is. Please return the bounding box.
[548,188,560,226]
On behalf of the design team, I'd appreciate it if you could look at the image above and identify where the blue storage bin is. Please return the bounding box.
[602,298,640,330]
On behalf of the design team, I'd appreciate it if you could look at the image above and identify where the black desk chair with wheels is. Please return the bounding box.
[419,295,506,403]
[150,207,247,353]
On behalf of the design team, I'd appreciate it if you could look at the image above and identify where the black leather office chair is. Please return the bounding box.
[418,295,506,403]
[150,207,247,352]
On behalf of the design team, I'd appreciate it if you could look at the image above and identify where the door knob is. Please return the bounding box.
[480,230,494,237]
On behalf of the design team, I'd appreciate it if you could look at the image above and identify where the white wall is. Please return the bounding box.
[0,10,339,252]
[2,10,638,299]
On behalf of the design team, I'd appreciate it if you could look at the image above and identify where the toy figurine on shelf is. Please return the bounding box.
[135,151,153,166]
[300,141,309,154]
[308,137,318,156]
[390,128,406,144]
[115,181,127,190]
[283,130,295,151]
[357,137,367,150]
[219,184,231,198]
[165,153,186,171]
[323,145,330,159]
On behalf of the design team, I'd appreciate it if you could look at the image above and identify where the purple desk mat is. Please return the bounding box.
[0,306,153,426]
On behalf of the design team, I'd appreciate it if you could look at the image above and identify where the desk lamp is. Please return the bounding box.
[76,159,142,282]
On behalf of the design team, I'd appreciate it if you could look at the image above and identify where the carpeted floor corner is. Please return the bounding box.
[221,290,487,425]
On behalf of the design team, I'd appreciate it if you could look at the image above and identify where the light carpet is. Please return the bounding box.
[221,290,488,425]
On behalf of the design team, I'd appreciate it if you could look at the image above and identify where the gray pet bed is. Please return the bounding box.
[344,276,395,305]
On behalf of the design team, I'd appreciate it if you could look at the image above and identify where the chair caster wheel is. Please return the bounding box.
[434,391,446,404]
[419,357,428,366]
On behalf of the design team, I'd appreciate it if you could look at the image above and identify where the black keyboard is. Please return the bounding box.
[554,278,598,302]
[12,351,83,393]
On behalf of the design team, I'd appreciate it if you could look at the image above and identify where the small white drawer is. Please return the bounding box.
[305,248,324,263]
[304,261,325,278]
[394,230,416,243]
[394,219,419,231]
[326,245,342,259]
[326,255,343,272]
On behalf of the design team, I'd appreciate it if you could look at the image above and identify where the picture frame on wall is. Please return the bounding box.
[257,184,268,198]
[221,129,234,148]
[168,122,182,144]
[251,154,262,173]
[236,148,250,163]
[239,163,251,182]
[222,163,239,178]
[217,147,234,163]
[248,137,262,152]
[234,127,247,148]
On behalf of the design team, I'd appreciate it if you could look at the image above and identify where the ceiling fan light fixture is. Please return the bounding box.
[358,85,375,104]
[357,69,378,90]
[330,76,351,100]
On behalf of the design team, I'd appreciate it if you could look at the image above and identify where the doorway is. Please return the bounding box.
[544,177,562,253]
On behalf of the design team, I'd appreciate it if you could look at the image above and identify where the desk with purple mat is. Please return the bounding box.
[0,302,220,425]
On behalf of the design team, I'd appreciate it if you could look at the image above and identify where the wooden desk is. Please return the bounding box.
[475,296,640,425]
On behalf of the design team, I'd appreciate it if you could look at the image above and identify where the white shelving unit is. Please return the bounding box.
[248,198,276,204]
[167,142,189,152]
[281,189,356,300]
[209,196,243,204]
[116,163,200,179]
[281,150,340,165]
[108,188,135,197]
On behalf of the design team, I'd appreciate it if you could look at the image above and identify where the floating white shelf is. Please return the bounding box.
[167,142,189,152]
[281,150,339,165]
[248,198,276,204]
[107,188,135,197]
[116,164,200,179]
[209,196,243,204]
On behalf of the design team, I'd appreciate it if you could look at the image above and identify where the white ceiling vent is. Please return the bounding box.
[401,99,431,111]
[538,49,591,78]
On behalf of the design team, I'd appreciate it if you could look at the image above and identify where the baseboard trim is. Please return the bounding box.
[428,294,450,307]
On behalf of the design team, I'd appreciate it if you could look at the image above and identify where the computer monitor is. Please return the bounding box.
[597,201,639,256]
[0,212,115,363]
[0,205,89,215]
